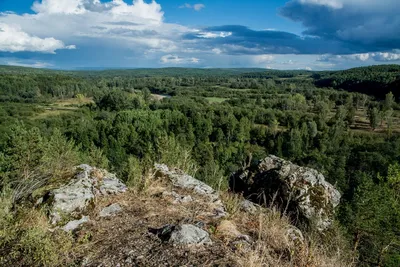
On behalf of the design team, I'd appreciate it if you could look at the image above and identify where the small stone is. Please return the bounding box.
[286,226,304,244]
[62,216,89,232]
[180,195,193,203]
[240,200,259,214]
[100,203,122,217]
[170,224,212,245]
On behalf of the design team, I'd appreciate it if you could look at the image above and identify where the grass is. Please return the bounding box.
[0,163,354,266]
[151,94,170,101]
[33,109,75,119]
[53,97,93,107]
[206,97,229,103]
[0,190,74,266]
[33,97,93,119]
[232,208,352,267]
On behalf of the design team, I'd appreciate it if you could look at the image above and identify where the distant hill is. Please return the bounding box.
[0,64,399,98]
[0,66,267,77]
[314,65,400,99]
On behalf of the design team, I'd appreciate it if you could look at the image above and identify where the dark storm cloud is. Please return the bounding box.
[279,0,400,52]
[184,25,368,55]
[183,0,400,57]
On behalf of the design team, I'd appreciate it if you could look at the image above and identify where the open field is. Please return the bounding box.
[206,97,229,103]
[33,97,93,119]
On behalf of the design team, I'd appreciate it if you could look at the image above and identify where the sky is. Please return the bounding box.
[0,0,399,70]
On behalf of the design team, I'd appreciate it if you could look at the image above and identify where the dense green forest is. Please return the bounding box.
[0,65,400,266]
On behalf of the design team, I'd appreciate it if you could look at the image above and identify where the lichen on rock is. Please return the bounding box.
[230,155,341,231]
[47,164,127,224]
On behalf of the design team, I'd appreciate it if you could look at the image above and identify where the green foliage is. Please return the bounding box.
[1,124,80,203]
[387,163,400,195]
[367,107,380,130]
[340,172,400,266]
[41,128,80,181]
[82,144,110,169]
[0,190,73,266]
[157,135,198,176]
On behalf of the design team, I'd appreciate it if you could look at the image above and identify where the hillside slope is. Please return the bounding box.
[0,159,350,267]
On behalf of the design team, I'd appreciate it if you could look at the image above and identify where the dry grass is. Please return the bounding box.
[0,192,74,267]
[151,94,169,101]
[33,97,93,119]
[231,208,353,267]
[220,192,243,218]
[218,190,353,267]
[54,97,94,107]
[1,170,353,267]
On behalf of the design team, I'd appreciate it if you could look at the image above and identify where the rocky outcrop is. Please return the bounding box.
[47,164,127,224]
[230,155,341,231]
[154,164,227,219]
[154,164,216,199]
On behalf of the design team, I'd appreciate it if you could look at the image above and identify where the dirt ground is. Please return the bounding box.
[73,184,240,267]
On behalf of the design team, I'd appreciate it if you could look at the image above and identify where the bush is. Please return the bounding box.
[0,190,74,266]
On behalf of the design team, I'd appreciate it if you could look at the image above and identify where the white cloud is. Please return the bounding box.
[32,0,86,14]
[109,0,164,24]
[160,54,200,64]
[179,3,205,11]
[319,50,400,62]
[0,23,74,53]
[193,4,205,11]
[212,48,222,54]
[299,0,343,9]
[0,0,175,55]
[6,60,53,68]
[196,31,232,38]
[372,51,400,61]
[253,55,275,64]
[32,0,163,23]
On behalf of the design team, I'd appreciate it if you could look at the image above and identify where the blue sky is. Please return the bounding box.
[0,0,399,70]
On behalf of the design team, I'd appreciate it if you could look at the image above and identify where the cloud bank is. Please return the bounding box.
[0,0,399,69]
[0,23,74,53]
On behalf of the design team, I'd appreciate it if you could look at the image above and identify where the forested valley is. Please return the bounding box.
[1,65,399,266]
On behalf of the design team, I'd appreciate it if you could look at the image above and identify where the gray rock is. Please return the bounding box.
[230,155,341,231]
[162,191,193,204]
[100,176,127,195]
[154,164,227,219]
[100,203,122,217]
[170,224,212,245]
[62,216,89,232]
[154,164,216,199]
[286,226,304,245]
[48,164,127,224]
[240,200,259,214]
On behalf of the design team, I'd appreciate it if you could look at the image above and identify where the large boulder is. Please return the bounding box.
[230,155,341,231]
[48,164,127,224]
